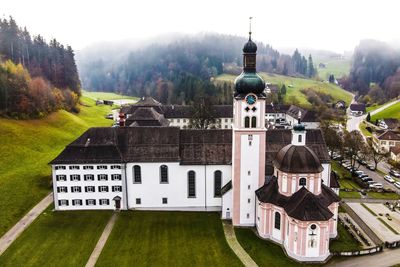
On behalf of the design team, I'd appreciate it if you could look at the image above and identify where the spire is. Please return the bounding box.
[298,110,302,124]
[249,17,253,40]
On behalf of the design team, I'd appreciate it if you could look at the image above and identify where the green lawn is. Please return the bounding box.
[367,192,400,200]
[82,90,138,101]
[339,179,361,190]
[0,208,112,267]
[234,228,316,267]
[315,58,351,81]
[96,211,242,267]
[359,121,373,137]
[0,96,113,237]
[216,72,353,108]
[332,161,351,179]
[371,101,400,121]
[339,191,361,199]
[330,223,362,252]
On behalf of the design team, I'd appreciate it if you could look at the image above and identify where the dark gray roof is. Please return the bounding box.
[221,180,232,195]
[125,107,170,127]
[350,103,366,112]
[265,104,290,113]
[376,130,400,141]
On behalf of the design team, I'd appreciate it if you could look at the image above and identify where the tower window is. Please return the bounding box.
[299,178,307,187]
[274,212,281,230]
[244,116,250,128]
[251,116,256,128]
[298,134,302,143]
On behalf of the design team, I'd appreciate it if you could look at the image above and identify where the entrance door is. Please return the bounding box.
[115,199,121,209]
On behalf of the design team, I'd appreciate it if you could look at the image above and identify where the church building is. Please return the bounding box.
[50,31,339,262]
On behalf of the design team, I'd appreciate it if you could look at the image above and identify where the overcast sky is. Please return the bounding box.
[2,0,400,53]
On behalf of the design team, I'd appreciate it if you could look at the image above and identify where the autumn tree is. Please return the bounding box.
[343,130,365,170]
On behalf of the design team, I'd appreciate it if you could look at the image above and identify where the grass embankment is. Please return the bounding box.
[216,72,353,108]
[96,211,242,267]
[82,90,139,100]
[371,101,400,121]
[0,96,113,237]
[0,208,112,267]
[359,121,373,137]
[234,228,316,267]
[332,161,362,199]
[330,223,362,252]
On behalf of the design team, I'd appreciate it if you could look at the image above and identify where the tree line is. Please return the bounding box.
[0,16,81,118]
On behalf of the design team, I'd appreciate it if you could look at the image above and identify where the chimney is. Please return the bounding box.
[119,112,126,127]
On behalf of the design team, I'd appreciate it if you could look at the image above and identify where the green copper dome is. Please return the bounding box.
[234,72,265,95]
[293,123,306,131]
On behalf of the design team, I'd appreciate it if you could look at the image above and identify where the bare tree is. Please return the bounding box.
[188,97,219,129]
[343,130,365,171]
[365,139,389,169]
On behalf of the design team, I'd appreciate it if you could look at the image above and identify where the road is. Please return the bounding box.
[355,163,400,193]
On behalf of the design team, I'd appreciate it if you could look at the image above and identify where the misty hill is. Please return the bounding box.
[77,33,318,104]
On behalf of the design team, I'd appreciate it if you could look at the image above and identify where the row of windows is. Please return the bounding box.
[56,174,122,182]
[244,116,257,128]
[58,199,110,206]
[55,165,121,170]
[133,167,222,198]
[57,185,122,193]
[171,118,233,123]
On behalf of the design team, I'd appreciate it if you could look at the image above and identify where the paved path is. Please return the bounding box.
[222,221,258,267]
[328,248,400,267]
[0,193,53,256]
[85,212,118,267]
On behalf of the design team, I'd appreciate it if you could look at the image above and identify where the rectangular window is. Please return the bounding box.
[160,165,168,183]
[56,175,67,181]
[111,174,122,181]
[72,199,82,206]
[83,165,94,170]
[85,186,95,193]
[86,199,96,205]
[246,213,250,219]
[99,199,109,205]
[57,186,68,193]
[58,199,69,206]
[70,174,81,181]
[69,165,80,170]
[162,197,168,204]
[177,119,180,123]
[136,198,141,205]
[183,119,186,123]
[111,165,121,169]
[97,165,107,170]
[55,166,66,170]
[389,141,394,146]
[71,186,82,193]
[112,186,122,192]
[225,118,228,122]
[188,171,196,198]
[84,174,95,181]
[98,186,109,192]
[248,198,251,203]
[98,174,108,181]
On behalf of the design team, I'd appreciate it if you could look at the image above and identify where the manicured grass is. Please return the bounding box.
[339,191,361,199]
[339,179,361,190]
[367,192,400,200]
[82,90,138,100]
[96,211,242,267]
[332,161,351,179]
[234,228,316,267]
[359,121,373,137]
[216,72,353,108]
[371,101,400,121]
[377,218,400,235]
[0,208,112,267]
[361,203,378,216]
[330,223,362,252]
[0,96,113,237]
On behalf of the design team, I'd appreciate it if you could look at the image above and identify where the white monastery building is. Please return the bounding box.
[51,32,339,262]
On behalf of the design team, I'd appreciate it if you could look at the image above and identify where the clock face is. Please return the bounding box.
[245,94,257,105]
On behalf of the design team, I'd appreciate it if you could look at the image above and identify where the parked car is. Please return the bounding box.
[358,174,369,178]
[105,113,114,119]
[366,180,377,185]
[361,177,373,182]
[367,164,376,171]
[389,169,400,178]
[369,183,383,189]
[384,175,395,183]
[355,170,364,175]
[394,182,400,189]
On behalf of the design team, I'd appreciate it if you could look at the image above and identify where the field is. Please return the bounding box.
[216,72,353,108]
[0,96,113,237]
[330,223,362,252]
[314,58,351,81]
[96,211,241,267]
[82,90,139,100]
[0,208,112,267]
[371,101,400,121]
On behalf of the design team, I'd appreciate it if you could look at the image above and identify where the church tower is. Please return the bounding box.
[232,23,267,226]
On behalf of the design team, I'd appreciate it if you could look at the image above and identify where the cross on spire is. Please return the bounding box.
[249,17,253,40]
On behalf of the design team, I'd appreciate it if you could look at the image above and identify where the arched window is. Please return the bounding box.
[274,212,281,230]
[299,177,307,187]
[188,171,196,198]
[133,165,141,183]
[298,134,302,143]
[160,165,168,183]
[244,116,250,128]
[214,171,222,197]
[251,116,257,128]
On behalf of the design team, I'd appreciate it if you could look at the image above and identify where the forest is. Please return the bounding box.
[0,17,81,118]
[78,34,316,104]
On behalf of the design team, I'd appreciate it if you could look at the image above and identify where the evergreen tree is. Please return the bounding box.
[281,84,287,95]
[308,54,315,78]
[366,112,371,122]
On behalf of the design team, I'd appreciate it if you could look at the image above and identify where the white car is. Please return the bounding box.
[384,175,395,183]
[369,183,383,189]
[394,182,400,189]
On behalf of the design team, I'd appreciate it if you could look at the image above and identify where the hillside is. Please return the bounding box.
[0,97,114,237]
[216,72,353,107]
[371,101,400,121]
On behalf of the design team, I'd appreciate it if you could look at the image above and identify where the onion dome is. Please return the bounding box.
[243,38,257,53]
[273,144,323,173]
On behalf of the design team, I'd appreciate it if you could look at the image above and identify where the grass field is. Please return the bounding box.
[0,208,112,267]
[0,96,113,237]
[216,72,353,108]
[371,101,400,121]
[315,58,351,81]
[359,121,373,137]
[330,223,362,252]
[82,90,138,100]
[96,211,242,267]
[234,228,315,267]
[367,192,400,200]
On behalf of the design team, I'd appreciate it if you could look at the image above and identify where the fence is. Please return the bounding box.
[386,240,400,248]
[332,245,383,256]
